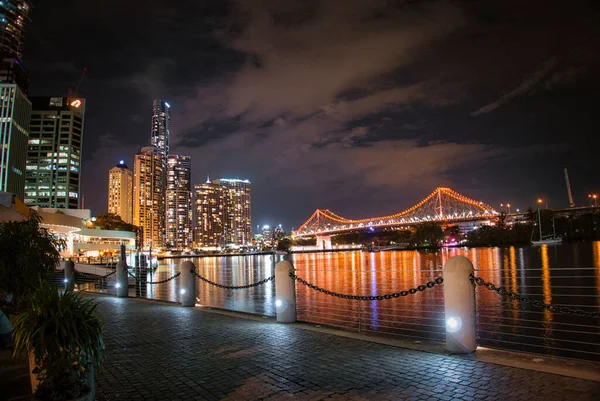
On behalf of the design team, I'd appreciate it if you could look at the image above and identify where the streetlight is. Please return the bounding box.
[589,194,598,207]
[507,203,511,214]
[538,198,547,209]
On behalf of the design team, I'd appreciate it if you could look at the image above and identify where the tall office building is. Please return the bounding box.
[133,146,165,250]
[0,84,30,199]
[218,179,252,245]
[25,96,85,208]
[166,154,192,249]
[0,0,31,60]
[193,178,223,247]
[108,160,133,224]
[0,1,31,200]
[150,100,170,160]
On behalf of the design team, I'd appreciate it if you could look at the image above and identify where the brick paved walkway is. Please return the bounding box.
[95,296,600,401]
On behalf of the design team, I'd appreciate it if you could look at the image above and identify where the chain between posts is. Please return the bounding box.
[470,274,600,319]
[289,272,444,301]
[191,268,274,289]
[74,269,116,280]
[147,272,181,285]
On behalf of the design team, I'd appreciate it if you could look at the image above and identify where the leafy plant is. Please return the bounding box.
[0,211,63,309]
[12,281,105,400]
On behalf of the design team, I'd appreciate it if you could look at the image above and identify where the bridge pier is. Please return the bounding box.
[316,235,332,250]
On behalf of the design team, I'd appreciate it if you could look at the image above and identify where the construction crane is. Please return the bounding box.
[68,67,87,97]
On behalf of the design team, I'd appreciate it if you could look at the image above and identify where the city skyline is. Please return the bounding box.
[21,1,600,229]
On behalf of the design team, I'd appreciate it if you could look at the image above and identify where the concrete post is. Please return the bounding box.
[64,260,74,291]
[116,261,128,297]
[443,255,477,353]
[180,261,196,307]
[275,260,296,323]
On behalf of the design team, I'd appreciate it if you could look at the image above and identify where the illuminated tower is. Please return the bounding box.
[0,0,31,60]
[108,160,133,224]
[166,154,192,249]
[133,146,165,250]
[150,100,170,160]
[25,96,85,208]
[0,83,30,199]
[215,178,252,245]
[193,178,223,247]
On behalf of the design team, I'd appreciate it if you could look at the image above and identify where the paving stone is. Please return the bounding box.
[92,296,600,401]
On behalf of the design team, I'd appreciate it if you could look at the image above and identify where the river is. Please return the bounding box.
[144,242,600,362]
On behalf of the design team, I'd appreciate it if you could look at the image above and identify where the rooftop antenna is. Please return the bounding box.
[564,167,575,208]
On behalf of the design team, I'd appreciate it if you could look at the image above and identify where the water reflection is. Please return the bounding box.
[150,242,600,361]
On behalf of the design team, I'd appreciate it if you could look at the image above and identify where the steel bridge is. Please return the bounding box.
[295,187,497,244]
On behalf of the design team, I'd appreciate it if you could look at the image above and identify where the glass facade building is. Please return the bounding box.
[166,154,192,249]
[150,99,170,160]
[25,96,85,208]
[0,0,31,60]
[108,160,133,224]
[0,83,30,199]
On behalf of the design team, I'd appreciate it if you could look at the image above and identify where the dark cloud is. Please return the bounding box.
[24,0,600,228]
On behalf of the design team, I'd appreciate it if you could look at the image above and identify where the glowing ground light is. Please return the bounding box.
[446,317,462,333]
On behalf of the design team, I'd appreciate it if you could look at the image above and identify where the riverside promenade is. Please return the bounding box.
[93,295,600,401]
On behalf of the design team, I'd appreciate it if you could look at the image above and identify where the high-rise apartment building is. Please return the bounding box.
[24,96,85,208]
[0,0,31,60]
[218,179,252,245]
[193,178,252,247]
[193,178,223,247]
[108,160,133,224]
[150,100,170,160]
[166,154,192,249]
[133,146,165,250]
[0,84,30,199]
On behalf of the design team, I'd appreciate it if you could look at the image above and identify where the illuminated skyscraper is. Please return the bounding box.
[150,100,170,160]
[133,146,165,250]
[193,178,223,247]
[166,155,192,249]
[108,160,133,224]
[0,83,30,199]
[0,0,31,60]
[217,179,252,245]
[25,96,85,208]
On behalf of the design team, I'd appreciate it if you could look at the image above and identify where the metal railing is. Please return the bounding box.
[62,256,600,362]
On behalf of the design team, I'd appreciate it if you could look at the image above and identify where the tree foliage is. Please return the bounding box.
[277,238,293,252]
[0,212,62,308]
[411,222,444,247]
[94,213,136,232]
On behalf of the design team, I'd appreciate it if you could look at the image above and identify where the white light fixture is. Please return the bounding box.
[180,289,186,295]
[63,278,68,283]
[446,316,462,333]
[116,283,121,288]
[275,299,283,307]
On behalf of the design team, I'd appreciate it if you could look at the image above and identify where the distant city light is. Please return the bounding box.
[165,102,170,108]
[219,178,251,184]
[263,225,270,230]
[119,160,124,165]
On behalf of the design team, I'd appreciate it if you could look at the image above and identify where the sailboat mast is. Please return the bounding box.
[538,208,543,240]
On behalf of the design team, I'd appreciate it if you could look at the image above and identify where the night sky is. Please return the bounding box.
[23,0,600,230]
